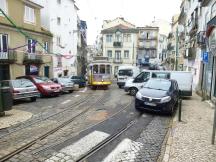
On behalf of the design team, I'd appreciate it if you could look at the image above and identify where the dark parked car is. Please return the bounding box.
[17,76,62,97]
[69,76,86,87]
[51,78,74,93]
[1,79,39,102]
[135,79,179,115]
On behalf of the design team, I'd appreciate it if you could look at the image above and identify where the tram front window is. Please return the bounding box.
[93,65,99,74]
[100,65,106,74]
[106,65,111,74]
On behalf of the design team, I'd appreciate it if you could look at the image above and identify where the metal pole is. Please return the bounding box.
[178,99,182,122]
[211,103,216,144]
[175,27,179,71]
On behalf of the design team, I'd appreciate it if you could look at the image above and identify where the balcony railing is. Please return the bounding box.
[188,18,198,36]
[113,58,123,63]
[138,42,157,49]
[23,53,43,64]
[113,42,123,47]
[0,50,17,63]
[139,36,157,40]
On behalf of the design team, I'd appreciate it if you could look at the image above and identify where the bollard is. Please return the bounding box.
[178,99,182,122]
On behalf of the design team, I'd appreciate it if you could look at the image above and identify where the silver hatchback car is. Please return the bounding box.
[1,79,40,102]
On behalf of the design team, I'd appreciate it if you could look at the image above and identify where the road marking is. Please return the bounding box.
[79,87,87,93]
[103,138,143,162]
[61,100,71,105]
[58,131,109,160]
[74,95,80,98]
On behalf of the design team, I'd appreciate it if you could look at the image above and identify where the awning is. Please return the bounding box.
[206,16,216,37]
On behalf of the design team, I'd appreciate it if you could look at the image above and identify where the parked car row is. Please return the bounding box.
[0,75,87,103]
[117,68,193,115]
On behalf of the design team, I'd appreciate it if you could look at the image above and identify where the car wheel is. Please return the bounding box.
[118,85,122,89]
[30,97,37,102]
[129,87,138,96]
[0,112,5,117]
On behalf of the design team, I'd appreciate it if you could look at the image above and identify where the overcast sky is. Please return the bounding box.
[76,0,182,45]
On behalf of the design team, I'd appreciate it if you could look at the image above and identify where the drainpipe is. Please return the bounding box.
[175,27,179,71]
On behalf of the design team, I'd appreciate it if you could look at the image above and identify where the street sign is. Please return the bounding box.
[202,52,208,63]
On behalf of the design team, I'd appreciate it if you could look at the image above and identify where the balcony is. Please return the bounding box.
[23,53,43,64]
[0,50,17,63]
[139,36,157,40]
[197,31,206,47]
[188,18,198,36]
[138,42,157,49]
[113,58,123,63]
[113,42,123,48]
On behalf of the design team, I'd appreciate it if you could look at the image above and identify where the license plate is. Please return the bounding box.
[144,102,156,106]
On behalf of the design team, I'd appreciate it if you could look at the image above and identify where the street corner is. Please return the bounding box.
[0,109,32,129]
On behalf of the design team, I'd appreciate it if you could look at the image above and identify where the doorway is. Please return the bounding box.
[0,64,10,81]
[44,66,50,78]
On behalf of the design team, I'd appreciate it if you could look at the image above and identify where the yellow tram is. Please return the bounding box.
[88,57,112,89]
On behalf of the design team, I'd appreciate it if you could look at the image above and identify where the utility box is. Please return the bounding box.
[0,87,13,113]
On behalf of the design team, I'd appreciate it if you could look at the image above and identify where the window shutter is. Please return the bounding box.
[2,35,7,52]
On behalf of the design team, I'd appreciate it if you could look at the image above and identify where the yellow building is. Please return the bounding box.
[0,0,53,80]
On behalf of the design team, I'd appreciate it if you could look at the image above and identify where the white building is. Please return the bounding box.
[32,0,79,77]
[101,17,138,76]
[158,34,168,63]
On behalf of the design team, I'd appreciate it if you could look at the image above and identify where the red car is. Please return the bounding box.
[17,76,62,97]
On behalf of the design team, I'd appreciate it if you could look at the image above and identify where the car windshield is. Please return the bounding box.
[33,76,53,83]
[12,79,34,88]
[144,79,171,91]
[118,69,133,76]
[58,78,72,84]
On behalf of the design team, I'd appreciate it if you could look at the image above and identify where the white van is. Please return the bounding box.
[124,70,193,96]
[117,65,140,88]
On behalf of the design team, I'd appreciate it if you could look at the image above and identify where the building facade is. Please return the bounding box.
[77,19,87,76]
[137,27,159,65]
[0,0,53,80]
[101,17,138,76]
[178,0,216,101]
[33,0,79,77]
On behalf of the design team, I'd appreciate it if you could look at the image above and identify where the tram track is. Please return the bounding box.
[0,92,94,139]
[0,89,110,162]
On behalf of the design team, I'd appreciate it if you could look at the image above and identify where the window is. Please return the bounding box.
[211,1,216,19]
[106,35,112,42]
[57,56,62,67]
[93,65,98,74]
[0,34,8,59]
[100,65,105,74]
[44,42,49,53]
[0,0,7,16]
[57,17,61,25]
[0,34,8,53]
[27,39,36,53]
[24,6,35,23]
[106,65,111,74]
[57,0,61,4]
[124,50,129,58]
[115,51,121,59]
[56,36,61,46]
[124,34,131,42]
[107,50,112,58]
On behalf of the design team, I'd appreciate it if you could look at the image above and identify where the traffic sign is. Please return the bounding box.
[202,52,208,63]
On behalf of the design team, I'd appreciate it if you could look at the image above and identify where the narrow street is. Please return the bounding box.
[0,83,172,162]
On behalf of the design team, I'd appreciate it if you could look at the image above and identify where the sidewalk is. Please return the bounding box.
[162,94,216,162]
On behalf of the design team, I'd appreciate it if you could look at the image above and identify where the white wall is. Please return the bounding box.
[32,0,78,77]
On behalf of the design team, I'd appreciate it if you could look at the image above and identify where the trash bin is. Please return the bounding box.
[0,87,13,112]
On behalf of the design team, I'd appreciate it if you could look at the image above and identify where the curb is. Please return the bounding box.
[161,112,178,162]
